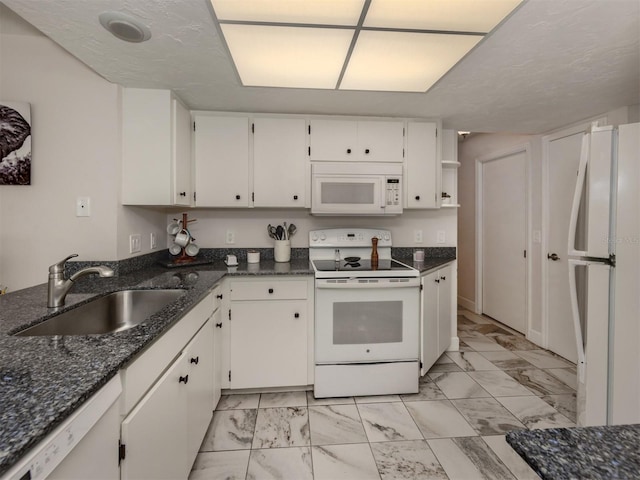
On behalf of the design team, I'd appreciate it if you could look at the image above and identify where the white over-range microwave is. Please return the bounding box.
[311,163,403,215]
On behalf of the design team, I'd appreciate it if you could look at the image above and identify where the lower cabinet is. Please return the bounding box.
[227,278,311,389]
[420,264,453,375]
[119,291,217,480]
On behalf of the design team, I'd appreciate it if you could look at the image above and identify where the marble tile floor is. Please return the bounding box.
[190,308,577,479]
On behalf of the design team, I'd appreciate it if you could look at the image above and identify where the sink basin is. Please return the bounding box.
[15,289,186,336]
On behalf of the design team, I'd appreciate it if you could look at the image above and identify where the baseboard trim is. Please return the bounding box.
[447,336,460,352]
[457,296,476,313]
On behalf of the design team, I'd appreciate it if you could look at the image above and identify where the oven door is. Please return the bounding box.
[315,277,420,363]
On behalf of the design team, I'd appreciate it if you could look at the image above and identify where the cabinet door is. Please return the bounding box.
[230,300,307,389]
[420,270,440,376]
[308,119,358,161]
[212,307,223,409]
[194,115,250,206]
[121,352,188,480]
[186,319,214,468]
[438,265,453,355]
[253,117,307,207]
[173,98,192,206]
[357,120,405,162]
[406,122,438,208]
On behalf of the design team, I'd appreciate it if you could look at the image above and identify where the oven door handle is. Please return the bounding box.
[316,279,420,289]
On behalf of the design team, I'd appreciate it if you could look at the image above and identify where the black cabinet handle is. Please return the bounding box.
[346,148,352,154]
[179,192,186,197]
[216,322,223,328]
[268,288,274,294]
[216,294,223,299]
[435,279,440,284]
[294,313,300,318]
[293,195,298,200]
[365,148,370,154]
[190,357,199,365]
[235,195,241,200]
[415,195,420,201]
[179,375,189,384]
[441,276,446,281]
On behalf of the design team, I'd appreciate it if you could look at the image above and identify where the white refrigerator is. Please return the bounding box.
[567,122,640,426]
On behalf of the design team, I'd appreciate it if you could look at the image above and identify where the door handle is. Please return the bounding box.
[547,253,560,261]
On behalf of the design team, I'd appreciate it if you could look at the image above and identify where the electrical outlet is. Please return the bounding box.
[76,197,90,217]
[225,230,235,244]
[414,230,423,243]
[436,230,446,244]
[150,233,157,249]
[129,234,141,253]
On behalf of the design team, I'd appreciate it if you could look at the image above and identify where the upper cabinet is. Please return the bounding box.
[193,114,308,208]
[405,121,438,209]
[193,114,250,207]
[309,119,404,162]
[253,117,307,208]
[122,88,192,206]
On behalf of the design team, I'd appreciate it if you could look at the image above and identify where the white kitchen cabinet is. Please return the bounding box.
[212,286,224,409]
[227,278,311,389]
[253,117,307,207]
[441,129,460,207]
[122,88,192,206]
[406,121,438,208]
[193,114,250,207]
[309,118,405,162]
[186,319,214,469]
[121,350,189,480]
[420,264,454,375]
[119,291,215,479]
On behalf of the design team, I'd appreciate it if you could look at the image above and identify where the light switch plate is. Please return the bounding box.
[129,234,141,253]
[436,230,446,244]
[76,197,90,217]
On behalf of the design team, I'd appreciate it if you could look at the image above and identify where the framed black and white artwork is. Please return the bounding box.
[0,101,32,185]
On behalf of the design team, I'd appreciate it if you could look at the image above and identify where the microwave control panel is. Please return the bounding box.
[385,177,402,210]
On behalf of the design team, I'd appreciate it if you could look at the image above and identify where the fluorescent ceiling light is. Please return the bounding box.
[341,31,482,92]
[209,0,523,92]
[221,25,354,89]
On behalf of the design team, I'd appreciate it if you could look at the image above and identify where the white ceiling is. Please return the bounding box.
[1,0,639,134]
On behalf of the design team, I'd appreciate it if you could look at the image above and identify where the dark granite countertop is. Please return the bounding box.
[0,253,451,474]
[506,424,640,479]
[393,256,455,274]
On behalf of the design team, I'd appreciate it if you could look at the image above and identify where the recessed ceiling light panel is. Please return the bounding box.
[99,11,151,43]
[340,31,482,92]
[364,0,523,32]
[221,24,354,89]
[211,0,365,26]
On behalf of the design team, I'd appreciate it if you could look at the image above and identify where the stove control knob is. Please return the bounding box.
[376,234,382,240]
[311,233,319,241]
[384,233,390,241]
[320,233,327,241]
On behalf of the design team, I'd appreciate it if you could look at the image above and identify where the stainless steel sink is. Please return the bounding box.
[15,289,186,336]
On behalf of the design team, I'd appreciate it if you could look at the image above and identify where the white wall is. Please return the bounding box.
[0,6,165,291]
[166,208,457,249]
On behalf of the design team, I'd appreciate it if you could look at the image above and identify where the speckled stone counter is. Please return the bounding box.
[0,251,453,474]
[0,259,315,475]
[506,425,640,479]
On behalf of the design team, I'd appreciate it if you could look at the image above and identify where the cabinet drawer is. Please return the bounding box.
[230,279,308,301]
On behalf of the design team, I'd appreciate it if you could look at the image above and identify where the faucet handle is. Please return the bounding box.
[49,254,79,274]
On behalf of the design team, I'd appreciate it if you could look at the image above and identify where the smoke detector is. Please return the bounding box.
[99,11,151,43]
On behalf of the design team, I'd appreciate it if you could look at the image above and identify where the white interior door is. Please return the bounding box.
[546,131,583,363]
[481,151,527,333]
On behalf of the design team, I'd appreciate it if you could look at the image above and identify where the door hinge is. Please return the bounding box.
[228,370,231,382]
[308,146,311,156]
[193,121,196,132]
[252,123,255,133]
[308,125,311,134]
[118,441,126,465]
[193,191,197,202]
[228,309,231,320]
[252,192,255,202]
[420,283,423,291]
[403,127,405,137]
[420,361,423,369]
[403,148,405,158]
[524,250,527,258]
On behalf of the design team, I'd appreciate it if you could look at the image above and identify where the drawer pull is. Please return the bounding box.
[440,276,446,281]
[293,195,298,200]
[190,357,199,365]
[179,375,189,384]
[235,194,241,200]
[268,288,274,294]
[415,195,420,201]
[294,313,300,318]
[216,322,223,328]
[216,294,223,299]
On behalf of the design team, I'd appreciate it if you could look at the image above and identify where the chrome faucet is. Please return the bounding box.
[47,254,114,308]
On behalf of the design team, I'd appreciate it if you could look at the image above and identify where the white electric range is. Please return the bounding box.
[309,228,420,398]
